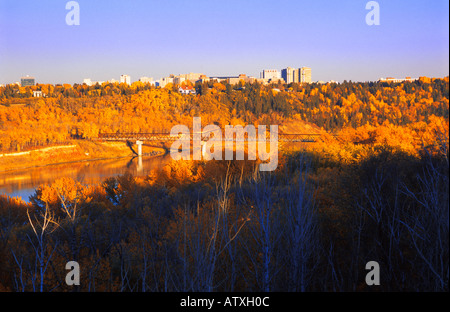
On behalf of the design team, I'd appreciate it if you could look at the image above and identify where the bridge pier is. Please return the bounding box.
[136,140,143,156]
[201,141,207,158]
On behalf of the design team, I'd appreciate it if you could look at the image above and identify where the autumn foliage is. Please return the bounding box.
[0,77,448,292]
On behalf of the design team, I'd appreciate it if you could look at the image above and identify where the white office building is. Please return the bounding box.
[261,69,281,81]
[139,76,154,84]
[83,78,93,86]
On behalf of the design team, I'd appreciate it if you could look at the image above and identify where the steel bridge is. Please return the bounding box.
[96,132,323,143]
[96,131,324,156]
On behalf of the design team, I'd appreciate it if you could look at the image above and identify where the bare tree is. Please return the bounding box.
[237,167,283,292]
[400,151,449,291]
[282,155,318,292]
[19,204,59,292]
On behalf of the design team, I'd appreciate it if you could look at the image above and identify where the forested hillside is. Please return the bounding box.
[1,77,448,152]
[0,78,448,292]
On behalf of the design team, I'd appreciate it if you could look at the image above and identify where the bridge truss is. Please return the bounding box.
[96,132,324,143]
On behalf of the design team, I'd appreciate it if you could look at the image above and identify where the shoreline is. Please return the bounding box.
[0,151,167,174]
[0,144,78,158]
[0,141,167,174]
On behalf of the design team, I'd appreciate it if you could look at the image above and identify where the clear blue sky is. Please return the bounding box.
[0,0,448,84]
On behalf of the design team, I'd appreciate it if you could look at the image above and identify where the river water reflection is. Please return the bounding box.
[0,155,171,202]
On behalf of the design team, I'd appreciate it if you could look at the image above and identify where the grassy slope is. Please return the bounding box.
[278,115,324,134]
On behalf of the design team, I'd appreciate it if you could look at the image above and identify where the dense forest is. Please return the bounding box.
[0,78,448,292]
[0,77,448,152]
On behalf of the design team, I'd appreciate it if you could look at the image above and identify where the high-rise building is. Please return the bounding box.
[282,67,312,84]
[281,67,296,84]
[300,67,311,83]
[292,68,300,83]
[21,76,35,86]
[120,74,131,85]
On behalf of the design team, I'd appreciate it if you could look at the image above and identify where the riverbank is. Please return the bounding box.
[0,140,166,173]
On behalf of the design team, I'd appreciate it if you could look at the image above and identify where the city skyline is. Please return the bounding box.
[13,66,312,87]
[0,69,426,87]
[0,0,449,85]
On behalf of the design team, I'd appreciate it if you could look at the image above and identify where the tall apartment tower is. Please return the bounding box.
[292,68,300,83]
[282,67,312,84]
[281,67,296,84]
[300,67,312,83]
[120,74,131,85]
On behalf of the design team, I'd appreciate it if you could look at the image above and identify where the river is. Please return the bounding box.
[0,154,171,202]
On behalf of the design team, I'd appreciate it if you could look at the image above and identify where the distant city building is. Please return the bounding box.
[83,78,93,86]
[33,90,43,97]
[139,77,154,84]
[120,75,131,85]
[206,74,260,85]
[227,74,249,85]
[293,68,300,83]
[198,74,210,83]
[173,76,186,85]
[228,77,241,85]
[84,78,111,85]
[282,67,311,84]
[281,67,296,84]
[21,76,35,86]
[171,73,205,85]
[300,67,312,83]
[108,79,119,84]
[209,76,235,83]
[261,69,281,80]
[378,77,418,83]
[157,77,174,88]
[183,73,203,82]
